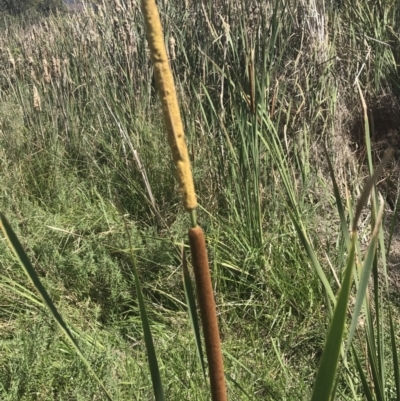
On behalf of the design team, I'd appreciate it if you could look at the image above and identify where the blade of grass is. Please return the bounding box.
[182,247,206,379]
[366,333,385,401]
[324,144,350,250]
[389,306,400,401]
[257,118,336,305]
[345,200,384,356]
[386,191,400,255]
[356,81,373,177]
[225,373,253,400]
[352,346,376,401]
[372,233,385,398]
[0,213,113,401]
[288,210,336,305]
[124,217,165,401]
[0,274,43,308]
[310,236,356,401]
[311,145,391,401]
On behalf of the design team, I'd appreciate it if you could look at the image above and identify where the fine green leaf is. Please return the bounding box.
[124,218,165,401]
[0,273,43,308]
[311,238,355,401]
[182,247,206,379]
[324,145,350,250]
[352,346,375,401]
[288,209,336,305]
[366,333,385,401]
[387,193,400,255]
[345,201,384,356]
[0,213,113,401]
[389,307,400,401]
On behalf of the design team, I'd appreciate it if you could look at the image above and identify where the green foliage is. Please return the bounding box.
[0,0,399,399]
[0,0,62,15]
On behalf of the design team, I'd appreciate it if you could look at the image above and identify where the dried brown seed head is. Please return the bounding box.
[169,36,176,60]
[33,85,41,111]
[42,59,51,83]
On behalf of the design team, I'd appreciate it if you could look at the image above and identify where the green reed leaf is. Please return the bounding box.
[0,213,113,401]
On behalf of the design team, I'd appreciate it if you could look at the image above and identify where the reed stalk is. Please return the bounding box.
[140,1,227,399]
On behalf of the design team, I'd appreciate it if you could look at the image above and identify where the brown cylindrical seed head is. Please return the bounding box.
[32,85,41,111]
[189,226,227,401]
[169,36,176,61]
[52,58,61,79]
[42,59,51,84]
[7,48,15,71]
[140,0,197,211]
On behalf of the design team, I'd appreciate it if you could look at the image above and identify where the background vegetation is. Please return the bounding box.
[0,0,63,15]
[0,0,399,399]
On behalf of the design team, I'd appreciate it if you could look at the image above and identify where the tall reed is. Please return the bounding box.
[140,0,227,399]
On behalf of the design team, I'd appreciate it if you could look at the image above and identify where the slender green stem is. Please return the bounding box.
[190,209,197,228]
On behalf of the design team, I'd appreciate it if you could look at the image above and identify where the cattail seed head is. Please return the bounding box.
[88,29,97,43]
[123,21,134,46]
[28,57,37,81]
[16,57,23,77]
[115,0,123,13]
[33,85,41,111]
[7,48,15,71]
[169,36,176,61]
[42,58,51,83]
[141,0,197,211]
[62,58,72,87]
[113,17,119,30]
[52,57,61,79]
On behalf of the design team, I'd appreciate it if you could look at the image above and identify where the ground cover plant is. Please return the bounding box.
[0,0,400,399]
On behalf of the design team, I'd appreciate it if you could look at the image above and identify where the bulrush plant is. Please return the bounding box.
[32,84,41,111]
[139,1,227,400]
[0,1,228,400]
